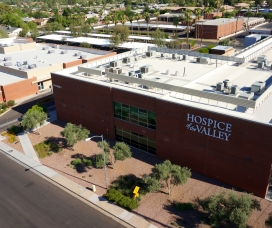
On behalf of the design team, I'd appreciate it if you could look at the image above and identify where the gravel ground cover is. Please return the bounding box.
[27,120,272,228]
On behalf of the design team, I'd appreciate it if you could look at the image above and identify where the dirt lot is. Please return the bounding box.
[26,120,272,228]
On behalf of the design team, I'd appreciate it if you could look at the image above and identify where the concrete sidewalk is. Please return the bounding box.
[18,133,40,163]
[0,141,157,228]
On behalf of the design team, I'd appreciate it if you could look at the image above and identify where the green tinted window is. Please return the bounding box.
[113,102,156,130]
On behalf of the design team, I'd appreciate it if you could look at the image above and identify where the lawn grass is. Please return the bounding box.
[34,140,62,158]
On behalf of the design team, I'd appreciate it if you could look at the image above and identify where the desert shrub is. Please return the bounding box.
[7,100,15,106]
[189,40,195,47]
[2,102,7,109]
[174,202,194,211]
[207,44,216,50]
[103,188,138,210]
[7,134,16,143]
[82,158,92,166]
[72,158,82,166]
[8,125,23,135]
[94,153,108,168]
[198,47,209,53]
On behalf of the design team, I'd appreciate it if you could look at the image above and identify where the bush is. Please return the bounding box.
[198,47,209,53]
[94,153,108,168]
[103,188,138,210]
[8,134,16,143]
[8,125,23,135]
[80,42,92,48]
[207,44,216,50]
[72,158,82,166]
[2,102,7,109]
[82,158,92,166]
[189,40,195,47]
[7,100,15,106]
[174,202,194,211]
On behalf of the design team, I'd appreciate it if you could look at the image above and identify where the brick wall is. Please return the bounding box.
[52,75,272,198]
[1,77,38,101]
[82,52,117,63]
[63,59,83,68]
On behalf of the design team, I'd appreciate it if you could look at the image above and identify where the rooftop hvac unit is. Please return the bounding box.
[146,51,156,57]
[74,52,81,56]
[80,55,87,59]
[251,81,266,93]
[123,57,134,63]
[23,61,28,65]
[105,67,110,73]
[183,55,188,60]
[238,91,254,100]
[258,62,264,68]
[129,71,135,76]
[223,79,230,88]
[48,50,55,54]
[113,68,122,74]
[172,53,177,59]
[216,82,224,91]
[257,55,267,63]
[4,62,12,66]
[196,57,200,63]
[110,60,122,68]
[140,65,152,74]
[138,73,144,79]
[43,47,49,50]
[19,66,28,71]
[199,57,210,64]
[16,62,21,67]
[61,50,68,54]
[4,57,12,61]
[230,85,239,94]
[28,64,37,69]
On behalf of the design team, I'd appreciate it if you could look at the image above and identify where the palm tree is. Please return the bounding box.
[173,16,179,34]
[128,13,134,34]
[143,12,150,36]
[119,13,127,25]
[153,10,160,28]
[104,16,110,33]
[204,7,214,20]
[194,8,202,43]
[134,13,141,35]
[184,9,192,44]
[112,13,119,26]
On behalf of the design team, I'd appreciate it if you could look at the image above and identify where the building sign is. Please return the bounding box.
[53,84,62,89]
[186,113,232,141]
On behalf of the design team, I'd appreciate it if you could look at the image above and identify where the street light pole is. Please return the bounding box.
[85,135,108,190]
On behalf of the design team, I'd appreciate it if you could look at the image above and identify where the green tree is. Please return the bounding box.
[127,12,134,34]
[143,175,161,193]
[0,30,8,38]
[110,25,129,47]
[265,212,272,227]
[184,9,192,44]
[218,38,230,46]
[61,123,90,150]
[167,39,181,49]
[173,16,179,34]
[0,4,11,15]
[134,13,141,35]
[94,140,110,168]
[151,29,166,47]
[21,110,47,134]
[112,142,132,168]
[143,12,150,36]
[202,191,261,228]
[151,160,191,195]
[153,10,160,28]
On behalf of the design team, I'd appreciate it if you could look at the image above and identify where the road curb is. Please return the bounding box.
[0,143,156,228]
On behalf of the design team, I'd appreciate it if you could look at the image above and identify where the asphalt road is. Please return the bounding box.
[0,152,125,228]
[0,91,55,132]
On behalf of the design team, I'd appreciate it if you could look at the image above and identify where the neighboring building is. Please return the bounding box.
[51,41,272,199]
[33,18,49,26]
[0,38,116,102]
[0,26,22,37]
[195,17,265,39]
[221,5,235,12]
[22,17,35,23]
[235,2,250,9]
[210,45,235,56]
[244,34,262,48]
[204,12,223,20]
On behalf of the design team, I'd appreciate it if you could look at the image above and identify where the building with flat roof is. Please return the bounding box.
[196,17,265,39]
[0,39,115,102]
[51,40,272,198]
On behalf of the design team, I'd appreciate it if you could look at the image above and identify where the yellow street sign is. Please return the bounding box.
[133,186,140,194]
[134,192,139,198]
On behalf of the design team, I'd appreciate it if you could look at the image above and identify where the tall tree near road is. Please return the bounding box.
[134,13,142,35]
[184,9,193,44]
[143,12,150,36]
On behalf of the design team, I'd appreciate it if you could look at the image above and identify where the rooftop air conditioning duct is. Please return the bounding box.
[216,82,224,91]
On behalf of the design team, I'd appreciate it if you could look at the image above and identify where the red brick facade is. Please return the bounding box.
[1,77,38,101]
[52,74,272,198]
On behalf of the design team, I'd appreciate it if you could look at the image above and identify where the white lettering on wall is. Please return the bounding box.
[53,84,62,89]
[186,113,232,141]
